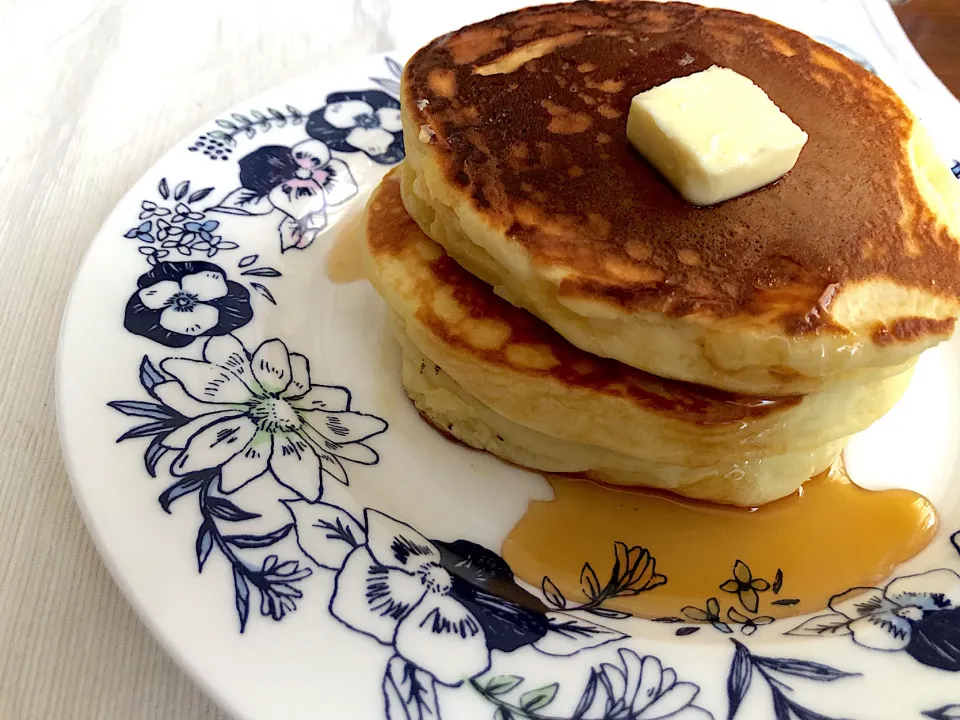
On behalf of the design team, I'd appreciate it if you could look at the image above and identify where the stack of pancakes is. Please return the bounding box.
[360,1,960,506]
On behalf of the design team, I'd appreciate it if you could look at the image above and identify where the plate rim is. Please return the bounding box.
[55,21,960,720]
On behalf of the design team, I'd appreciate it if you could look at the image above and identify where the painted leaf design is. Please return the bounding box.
[783,695,845,720]
[771,688,791,720]
[534,613,625,656]
[174,181,190,200]
[241,267,282,277]
[233,566,251,632]
[158,178,170,199]
[139,356,166,391]
[252,282,277,305]
[222,523,294,549]
[580,563,601,599]
[586,606,631,620]
[382,656,439,720]
[238,254,258,268]
[372,77,402,97]
[519,684,558,713]
[785,613,852,637]
[485,675,523,696]
[107,400,178,421]
[541,577,566,608]
[726,640,752,720]
[753,656,859,682]
[188,187,214,203]
[285,500,364,570]
[158,472,207,513]
[208,187,273,216]
[144,435,167,477]
[207,497,261,522]
[117,419,181,441]
[196,520,214,571]
[572,669,601,719]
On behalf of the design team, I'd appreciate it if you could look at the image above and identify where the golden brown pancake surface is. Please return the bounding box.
[369,174,800,426]
[402,0,960,337]
[364,169,912,465]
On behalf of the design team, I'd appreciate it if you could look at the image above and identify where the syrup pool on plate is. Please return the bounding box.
[325,206,368,284]
[502,465,937,621]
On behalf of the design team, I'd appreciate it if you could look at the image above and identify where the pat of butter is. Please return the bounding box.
[627,66,808,206]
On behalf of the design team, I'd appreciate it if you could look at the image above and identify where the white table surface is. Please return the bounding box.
[1,1,957,718]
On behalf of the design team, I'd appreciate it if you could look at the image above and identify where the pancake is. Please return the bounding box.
[399,337,843,506]
[400,1,960,394]
[364,169,912,467]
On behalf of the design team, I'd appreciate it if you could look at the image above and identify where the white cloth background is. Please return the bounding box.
[0,0,955,718]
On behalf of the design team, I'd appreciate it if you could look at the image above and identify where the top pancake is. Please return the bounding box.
[400,0,960,393]
[365,168,911,467]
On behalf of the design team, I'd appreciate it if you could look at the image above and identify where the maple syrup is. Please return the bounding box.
[502,465,937,621]
[325,211,367,284]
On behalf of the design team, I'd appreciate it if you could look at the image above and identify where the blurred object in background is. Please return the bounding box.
[894,0,960,98]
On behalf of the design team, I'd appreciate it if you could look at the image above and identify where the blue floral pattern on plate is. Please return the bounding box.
[61,49,960,720]
[305,89,404,165]
[788,566,960,671]
[124,262,253,347]
[212,138,360,251]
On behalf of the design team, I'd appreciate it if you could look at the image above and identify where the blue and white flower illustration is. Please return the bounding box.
[124,262,253,348]
[329,509,552,686]
[472,648,713,720]
[306,90,404,165]
[725,607,774,636]
[591,649,713,719]
[788,568,960,671]
[110,335,389,632]
[156,335,387,500]
[211,139,358,251]
[286,503,635,716]
[124,179,236,261]
[189,58,403,163]
[173,219,237,257]
[719,560,770,614]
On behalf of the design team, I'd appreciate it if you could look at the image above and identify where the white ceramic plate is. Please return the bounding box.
[58,8,960,720]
